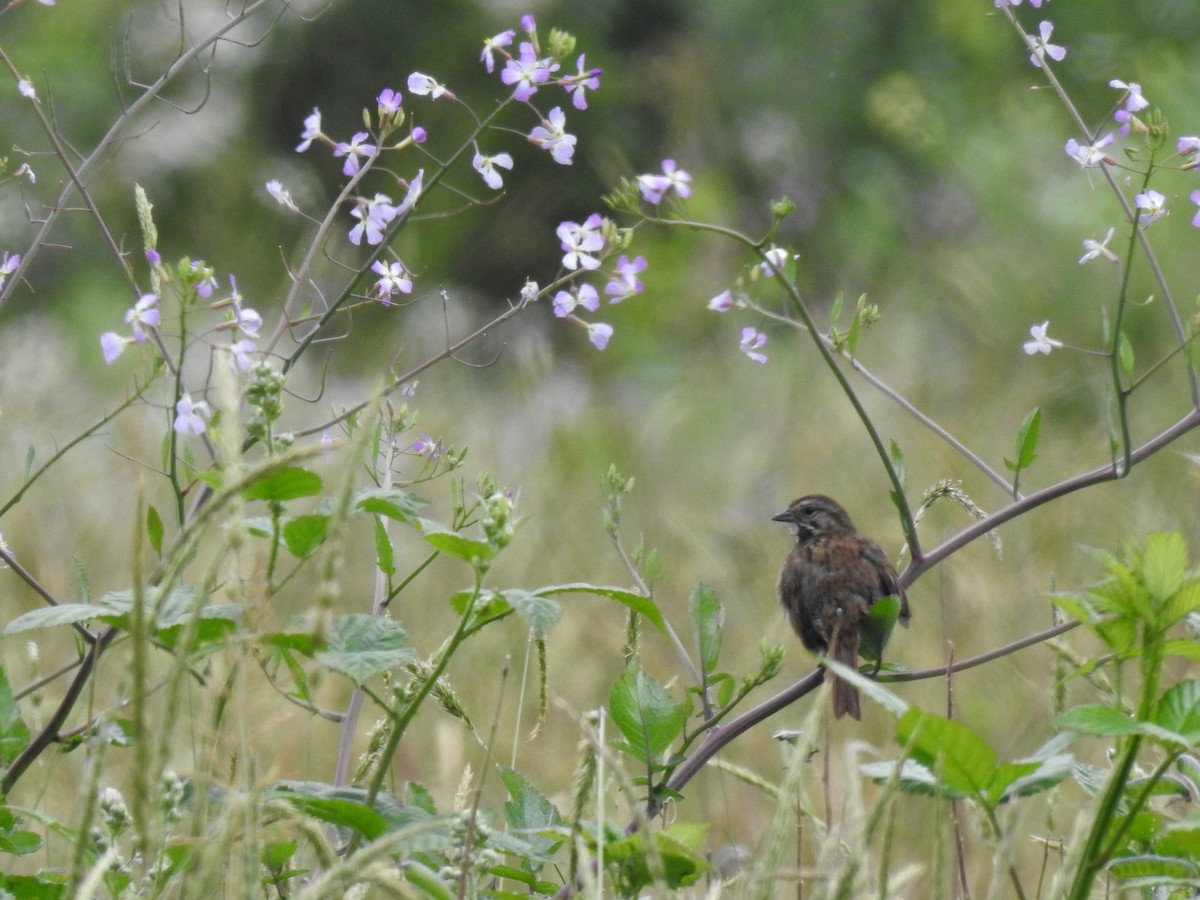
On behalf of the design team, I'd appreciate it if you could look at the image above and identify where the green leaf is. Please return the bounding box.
[1153,679,1200,746]
[242,466,323,502]
[283,514,329,558]
[418,519,494,565]
[1004,407,1041,472]
[1162,581,1200,628]
[860,594,903,664]
[861,759,965,798]
[1118,331,1135,380]
[992,755,1073,804]
[317,614,416,685]
[896,708,998,803]
[501,590,561,634]
[535,583,667,635]
[1056,704,1141,737]
[889,439,906,489]
[373,518,395,577]
[146,504,164,557]
[4,604,107,634]
[1141,532,1188,605]
[687,583,722,676]
[261,839,298,871]
[0,667,31,767]
[608,666,688,764]
[268,784,388,840]
[356,488,426,523]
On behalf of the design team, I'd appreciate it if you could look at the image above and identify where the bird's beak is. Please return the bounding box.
[771,510,792,523]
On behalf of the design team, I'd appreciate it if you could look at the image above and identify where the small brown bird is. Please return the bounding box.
[773,494,910,719]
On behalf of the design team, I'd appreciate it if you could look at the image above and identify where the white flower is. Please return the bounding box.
[1023,321,1063,355]
[1079,227,1117,264]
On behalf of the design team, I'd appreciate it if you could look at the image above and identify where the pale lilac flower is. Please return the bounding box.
[996,0,1045,6]
[739,327,768,364]
[191,262,218,298]
[501,42,557,101]
[586,322,613,350]
[125,293,160,342]
[349,193,398,246]
[411,126,428,144]
[760,247,792,275]
[1023,321,1063,355]
[472,150,514,190]
[100,332,128,364]
[1135,189,1167,226]
[296,108,322,152]
[397,169,424,216]
[708,290,735,312]
[1027,21,1065,67]
[520,13,536,34]
[407,72,452,100]
[1190,190,1200,228]
[481,29,515,73]
[333,132,377,177]
[174,393,212,436]
[604,255,646,302]
[0,251,19,291]
[1064,134,1114,168]
[1079,227,1117,264]
[229,339,256,372]
[411,433,441,460]
[1178,136,1200,156]
[564,54,601,110]
[529,106,576,165]
[266,179,299,212]
[231,279,262,337]
[18,79,35,100]
[370,259,413,302]
[1109,80,1148,112]
[557,214,605,270]
[145,249,161,266]
[377,88,402,117]
[14,163,35,183]
[552,284,600,317]
[637,159,692,204]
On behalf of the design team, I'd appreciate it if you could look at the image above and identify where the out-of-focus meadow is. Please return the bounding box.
[4,0,1200,892]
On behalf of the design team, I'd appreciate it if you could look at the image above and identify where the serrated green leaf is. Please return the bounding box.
[283,514,329,558]
[243,466,323,502]
[418,519,494,565]
[535,583,666,635]
[608,666,688,764]
[356,488,426,523]
[1162,581,1200,628]
[146,504,164,556]
[1142,531,1188,605]
[1056,704,1141,736]
[687,583,722,676]
[860,594,903,663]
[317,614,416,685]
[0,666,31,767]
[1153,679,1200,746]
[373,518,395,577]
[896,708,998,802]
[992,755,1073,804]
[499,768,563,857]
[861,758,967,798]
[4,604,108,634]
[501,590,561,633]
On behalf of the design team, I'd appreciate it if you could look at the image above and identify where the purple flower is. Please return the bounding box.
[411,433,441,460]
[229,339,256,372]
[1178,136,1200,156]
[564,54,601,110]
[191,262,218,299]
[397,169,424,216]
[1135,189,1167,226]
[552,283,600,317]
[230,279,262,338]
[371,259,414,302]
[296,108,322,153]
[174,393,212,436]
[520,13,536,34]
[377,88,402,117]
[145,248,161,266]
[407,72,452,100]
[760,247,793,275]
[708,290,735,312]
[1190,190,1200,227]
[472,150,515,190]
[125,293,160,342]
[586,322,613,350]
[739,327,767,364]
[1109,79,1148,113]
[0,251,20,291]
[411,126,428,144]
[637,160,691,204]
[481,28,515,73]
[1027,21,1065,67]
[100,332,128,364]
[604,255,646,302]
[333,132,377,177]
[1023,321,1062,355]
[501,41,558,101]
[557,214,605,270]
[1064,134,1114,168]
[529,106,576,165]
[349,193,398,246]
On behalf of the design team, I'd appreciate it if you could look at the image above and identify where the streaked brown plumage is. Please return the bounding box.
[773,494,910,719]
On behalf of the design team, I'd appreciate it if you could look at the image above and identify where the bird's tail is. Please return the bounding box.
[827,623,861,720]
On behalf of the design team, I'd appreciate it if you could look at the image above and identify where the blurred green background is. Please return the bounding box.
[4,0,1200,891]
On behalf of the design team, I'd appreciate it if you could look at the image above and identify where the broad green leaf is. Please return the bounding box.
[261,839,297,871]
[896,708,997,802]
[419,519,494,565]
[993,754,1073,803]
[4,604,107,634]
[1163,638,1200,660]
[317,614,416,685]
[242,466,323,502]
[861,758,965,798]
[1056,704,1141,736]
[535,583,667,635]
[356,488,426,523]
[0,667,31,767]
[499,768,563,832]
[1156,821,1200,859]
[268,784,389,840]
[373,518,395,577]
[146,504,164,557]
[1106,853,1197,880]
[1004,407,1041,472]
[0,807,43,856]
[608,666,688,764]
[687,583,722,676]
[1142,532,1188,604]
[502,590,561,633]
[860,594,903,663]
[1153,679,1200,746]
[283,514,329,558]
[1162,581,1200,628]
